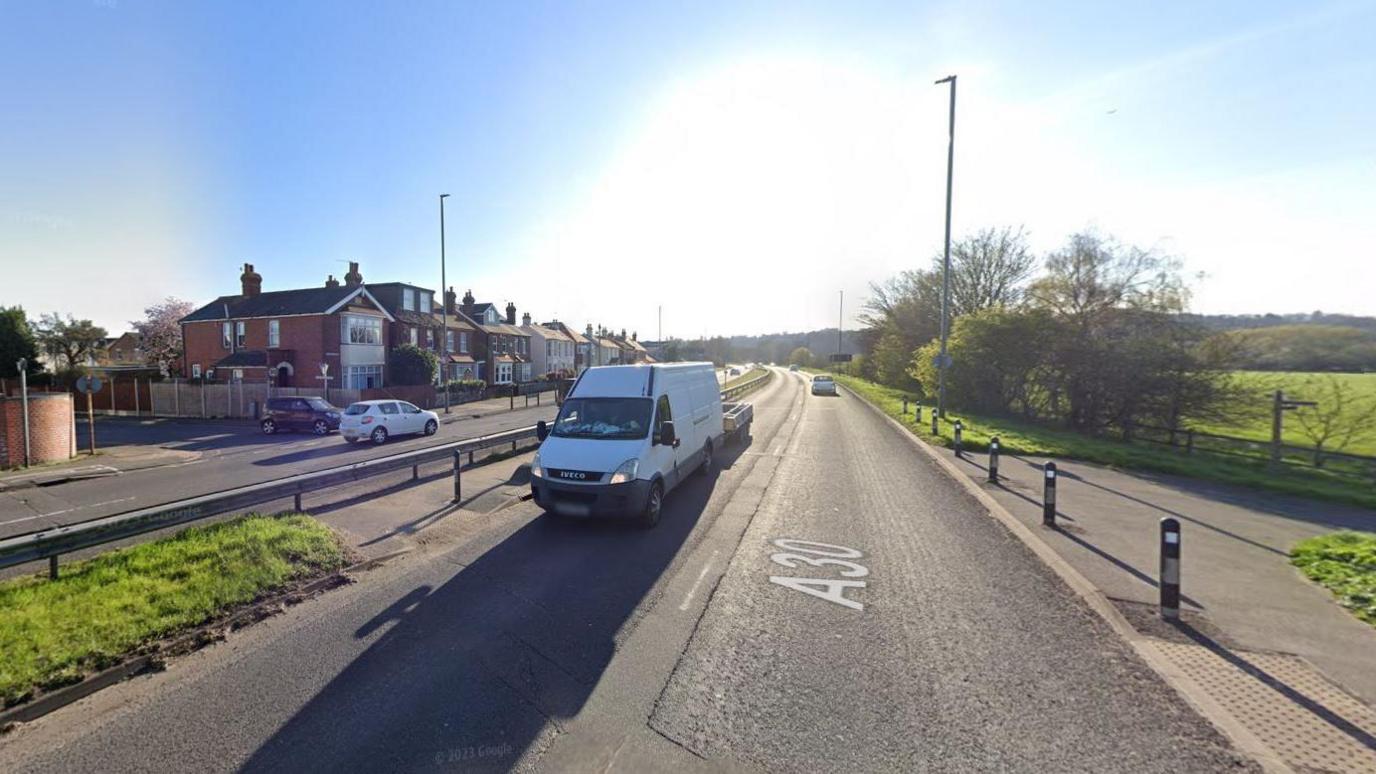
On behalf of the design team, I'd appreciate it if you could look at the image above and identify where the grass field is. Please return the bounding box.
[1292,531,1376,627]
[0,514,346,706]
[821,371,1376,511]
[1192,371,1376,456]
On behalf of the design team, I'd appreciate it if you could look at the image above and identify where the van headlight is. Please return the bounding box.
[608,458,639,485]
[530,451,544,478]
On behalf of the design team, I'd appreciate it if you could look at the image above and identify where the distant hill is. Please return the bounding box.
[1185,312,1376,334]
[1216,324,1376,372]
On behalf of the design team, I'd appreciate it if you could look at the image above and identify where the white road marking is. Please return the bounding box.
[0,514,45,526]
[679,550,720,611]
[767,538,869,610]
[36,496,137,519]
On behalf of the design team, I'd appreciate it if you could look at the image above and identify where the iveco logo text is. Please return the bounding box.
[559,471,588,480]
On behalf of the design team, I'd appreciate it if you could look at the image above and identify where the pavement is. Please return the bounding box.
[0,367,1256,772]
[896,403,1376,772]
[0,401,557,542]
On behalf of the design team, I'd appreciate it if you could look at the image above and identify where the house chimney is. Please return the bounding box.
[586,323,594,338]
[325,274,340,288]
[505,302,516,325]
[240,263,262,297]
[344,261,363,287]
[620,328,627,339]
[521,312,531,326]
[445,286,457,313]
[632,331,637,341]
[461,289,475,317]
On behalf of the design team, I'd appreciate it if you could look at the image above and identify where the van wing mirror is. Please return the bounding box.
[659,421,676,447]
[537,420,549,441]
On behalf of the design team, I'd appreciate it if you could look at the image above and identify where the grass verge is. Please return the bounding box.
[0,514,346,707]
[1292,532,1376,626]
[723,367,767,390]
[823,371,1376,510]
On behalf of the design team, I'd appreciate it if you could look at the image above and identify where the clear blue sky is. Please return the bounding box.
[3,0,1373,336]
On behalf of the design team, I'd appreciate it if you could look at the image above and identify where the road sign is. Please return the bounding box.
[932,353,953,369]
[75,375,103,393]
[829,353,853,362]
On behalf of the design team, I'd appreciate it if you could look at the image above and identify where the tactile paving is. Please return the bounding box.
[1154,641,1376,773]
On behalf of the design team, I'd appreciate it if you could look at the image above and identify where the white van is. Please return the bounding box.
[530,363,722,526]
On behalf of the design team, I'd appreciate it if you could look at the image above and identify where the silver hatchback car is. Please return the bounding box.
[810,374,837,395]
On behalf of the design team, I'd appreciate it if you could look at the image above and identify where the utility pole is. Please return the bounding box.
[837,290,843,356]
[17,358,30,467]
[935,74,957,418]
[658,305,662,342]
[439,193,451,414]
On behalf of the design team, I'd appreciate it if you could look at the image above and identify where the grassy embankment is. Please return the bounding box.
[1292,532,1376,627]
[819,370,1376,510]
[0,514,346,706]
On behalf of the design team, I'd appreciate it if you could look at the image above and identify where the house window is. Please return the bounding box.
[268,319,280,348]
[495,361,512,384]
[345,365,383,389]
[235,321,246,347]
[402,289,415,311]
[191,363,202,378]
[485,309,498,324]
[420,293,431,314]
[445,330,454,351]
[409,327,418,346]
[222,322,232,349]
[343,315,382,344]
[427,329,435,349]
[459,332,469,353]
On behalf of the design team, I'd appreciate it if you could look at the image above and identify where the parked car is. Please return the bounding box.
[729,367,742,376]
[530,363,722,527]
[339,400,440,444]
[260,397,342,435]
[810,374,837,395]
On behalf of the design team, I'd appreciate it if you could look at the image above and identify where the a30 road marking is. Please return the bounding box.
[767,538,869,611]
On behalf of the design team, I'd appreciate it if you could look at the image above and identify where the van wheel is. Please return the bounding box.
[639,482,663,528]
[700,441,714,474]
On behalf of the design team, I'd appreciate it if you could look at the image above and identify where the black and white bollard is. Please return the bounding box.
[1160,518,1181,620]
[930,410,939,436]
[915,403,922,424]
[902,397,908,415]
[452,449,463,504]
[988,436,1000,482]
[1042,462,1057,526]
[953,420,964,457]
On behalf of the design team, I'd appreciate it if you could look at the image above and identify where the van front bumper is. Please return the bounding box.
[531,477,654,518]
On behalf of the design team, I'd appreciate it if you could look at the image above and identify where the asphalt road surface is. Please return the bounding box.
[3,368,1249,772]
[0,404,556,540]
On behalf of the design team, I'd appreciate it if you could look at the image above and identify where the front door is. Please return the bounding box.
[277,366,291,387]
[650,394,681,489]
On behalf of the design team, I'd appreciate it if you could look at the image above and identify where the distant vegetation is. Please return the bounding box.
[1216,325,1376,372]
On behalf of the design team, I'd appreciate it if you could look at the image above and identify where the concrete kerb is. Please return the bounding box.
[842,386,1293,773]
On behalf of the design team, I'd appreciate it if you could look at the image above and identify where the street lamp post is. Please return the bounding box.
[935,74,957,418]
[17,358,30,467]
[440,193,451,414]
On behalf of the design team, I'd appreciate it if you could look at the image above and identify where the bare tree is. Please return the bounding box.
[1292,376,1376,466]
[1027,230,1188,325]
[132,297,194,377]
[947,226,1036,316]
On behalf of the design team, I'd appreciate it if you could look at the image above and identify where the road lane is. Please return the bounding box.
[1,370,804,773]
[0,405,557,539]
[647,371,1249,771]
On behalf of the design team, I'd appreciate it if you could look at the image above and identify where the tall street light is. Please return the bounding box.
[935,74,957,418]
[439,193,451,414]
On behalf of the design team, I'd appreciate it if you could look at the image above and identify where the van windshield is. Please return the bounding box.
[552,397,653,440]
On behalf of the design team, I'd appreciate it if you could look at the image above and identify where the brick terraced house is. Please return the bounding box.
[180,263,395,390]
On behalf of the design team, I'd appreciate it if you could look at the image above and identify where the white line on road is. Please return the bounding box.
[33,496,137,520]
[679,550,720,611]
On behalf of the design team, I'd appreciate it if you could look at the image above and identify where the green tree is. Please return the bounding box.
[0,306,42,379]
[388,344,439,386]
[787,346,814,367]
[34,312,107,369]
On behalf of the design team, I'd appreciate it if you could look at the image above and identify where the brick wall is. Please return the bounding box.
[0,393,74,468]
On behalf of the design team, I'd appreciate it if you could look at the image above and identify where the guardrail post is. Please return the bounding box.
[953,420,963,457]
[49,555,58,580]
[988,436,999,482]
[1042,462,1057,527]
[412,463,419,480]
[1160,518,1181,620]
[294,493,303,512]
[452,449,462,503]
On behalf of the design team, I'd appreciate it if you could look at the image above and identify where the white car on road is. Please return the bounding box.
[339,400,439,444]
[810,374,837,396]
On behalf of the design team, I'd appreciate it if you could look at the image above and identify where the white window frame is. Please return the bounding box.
[191,363,202,378]
[343,314,382,345]
[445,330,454,351]
[402,289,415,311]
[409,327,418,346]
[459,332,469,353]
[235,321,246,347]
[268,319,280,348]
[222,322,232,349]
[345,364,384,389]
[420,293,431,314]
